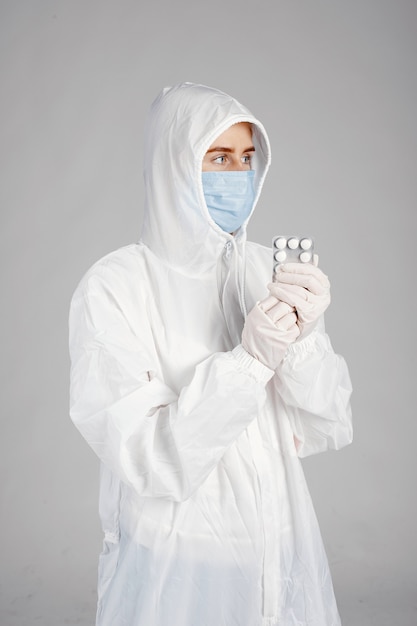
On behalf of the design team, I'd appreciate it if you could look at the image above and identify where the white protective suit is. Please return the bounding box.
[69,82,353,626]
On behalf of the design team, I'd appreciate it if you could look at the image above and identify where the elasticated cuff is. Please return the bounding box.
[232,344,275,385]
[285,327,331,358]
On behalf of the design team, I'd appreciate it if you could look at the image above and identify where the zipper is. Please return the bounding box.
[227,238,248,319]
[222,239,279,620]
[218,238,248,345]
[247,420,280,624]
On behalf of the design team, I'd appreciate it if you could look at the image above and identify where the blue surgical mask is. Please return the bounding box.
[202,170,256,233]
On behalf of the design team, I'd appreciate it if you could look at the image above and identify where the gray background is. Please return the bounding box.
[1,1,416,625]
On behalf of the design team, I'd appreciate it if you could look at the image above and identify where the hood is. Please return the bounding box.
[140,82,271,273]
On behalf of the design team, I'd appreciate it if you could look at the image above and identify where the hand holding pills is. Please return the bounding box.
[269,262,331,339]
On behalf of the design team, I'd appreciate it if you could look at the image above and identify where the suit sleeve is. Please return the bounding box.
[69,268,273,502]
[273,318,353,457]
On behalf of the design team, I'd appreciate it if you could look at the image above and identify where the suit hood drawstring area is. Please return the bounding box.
[237,239,248,318]
[218,236,248,347]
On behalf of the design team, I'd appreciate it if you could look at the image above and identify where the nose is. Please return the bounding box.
[227,158,247,171]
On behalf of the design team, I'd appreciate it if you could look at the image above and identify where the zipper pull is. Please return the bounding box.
[224,240,233,259]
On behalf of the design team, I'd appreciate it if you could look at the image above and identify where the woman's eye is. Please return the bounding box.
[213,155,227,164]
[242,155,251,164]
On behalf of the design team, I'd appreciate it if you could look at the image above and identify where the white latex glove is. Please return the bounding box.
[242,296,301,370]
[269,262,331,338]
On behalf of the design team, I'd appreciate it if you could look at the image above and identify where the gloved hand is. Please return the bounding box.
[269,261,331,338]
[242,295,301,370]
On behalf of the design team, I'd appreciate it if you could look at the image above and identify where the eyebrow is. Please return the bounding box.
[205,145,256,154]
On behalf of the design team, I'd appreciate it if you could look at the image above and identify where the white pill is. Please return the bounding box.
[300,251,312,263]
[274,237,287,249]
[274,250,287,262]
[287,237,299,249]
[300,238,312,250]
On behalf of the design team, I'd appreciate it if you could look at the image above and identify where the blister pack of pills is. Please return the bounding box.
[272,236,314,277]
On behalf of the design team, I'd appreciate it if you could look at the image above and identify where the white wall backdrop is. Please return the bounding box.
[1,1,416,624]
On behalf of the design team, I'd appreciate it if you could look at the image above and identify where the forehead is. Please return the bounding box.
[207,122,253,149]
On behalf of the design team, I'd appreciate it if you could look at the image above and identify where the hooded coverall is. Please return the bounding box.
[69,82,353,626]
